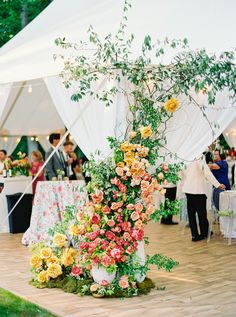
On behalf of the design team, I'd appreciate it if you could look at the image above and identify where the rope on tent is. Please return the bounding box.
[0,79,106,227]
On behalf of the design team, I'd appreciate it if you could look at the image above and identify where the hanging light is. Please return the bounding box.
[4,137,8,142]
[69,135,73,141]
[46,135,49,140]
[225,132,229,136]
[17,137,21,143]
[31,136,35,141]
[35,137,39,142]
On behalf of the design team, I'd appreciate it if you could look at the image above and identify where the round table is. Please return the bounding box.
[219,190,236,238]
[22,180,87,245]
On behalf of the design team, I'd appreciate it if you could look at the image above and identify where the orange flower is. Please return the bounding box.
[91,191,104,204]
[164,98,179,112]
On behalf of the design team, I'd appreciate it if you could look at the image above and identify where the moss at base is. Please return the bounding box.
[30,277,156,298]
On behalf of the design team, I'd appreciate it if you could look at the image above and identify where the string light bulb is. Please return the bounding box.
[17,137,21,143]
[4,137,8,142]
[35,137,39,142]
[31,136,35,141]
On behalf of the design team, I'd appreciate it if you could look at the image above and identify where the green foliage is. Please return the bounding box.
[0,287,56,317]
[150,199,181,222]
[0,0,52,47]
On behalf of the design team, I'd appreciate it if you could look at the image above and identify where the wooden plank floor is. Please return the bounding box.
[0,220,236,317]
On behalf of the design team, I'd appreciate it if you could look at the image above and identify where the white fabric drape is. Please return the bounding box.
[165,90,236,162]
[0,137,17,155]
[0,83,12,125]
[44,76,128,159]
[223,118,236,147]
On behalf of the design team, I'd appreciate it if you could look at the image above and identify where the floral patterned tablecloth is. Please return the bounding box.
[22,180,87,245]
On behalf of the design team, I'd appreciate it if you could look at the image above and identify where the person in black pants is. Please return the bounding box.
[161,186,178,225]
[185,193,208,239]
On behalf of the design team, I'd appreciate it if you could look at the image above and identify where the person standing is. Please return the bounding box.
[62,141,76,180]
[161,184,178,225]
[182,156,225,242]
[30,150,45,195]
[0,149,10,175]
[45,133,66,180]
[208,150,230,210]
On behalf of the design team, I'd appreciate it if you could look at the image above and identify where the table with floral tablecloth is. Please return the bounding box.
[22,180,87,245]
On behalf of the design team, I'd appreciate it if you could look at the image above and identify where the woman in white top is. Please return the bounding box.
[182,156,225,241]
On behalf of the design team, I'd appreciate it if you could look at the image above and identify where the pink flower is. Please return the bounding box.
[127,204,135,211]
[119,279,129,289]
[141,180,149,190]
[114,177,121,186]
[157,172,164,180]
[113,190,119,199]
[119,184,127,193]
[100,229,105,235]
[91,190,104,204]
[101,255,115,267]
[107,219,115,227]
[110,247,122,260]
[131,211,140,221]
[90,283,99,292]
[126,245,134,255]
[92,256,99,266]
[111,201,123,210]
[105,231,116,240]
[123,232,132,241]
[146,205,155,215]
[143,174,152,181]
[116,167,124,177]
[162,164,169,172]
[135,202,143,213]
[99,280,109,287]
[102,205,111,215]
[71,266,83,277]
[122,222,131,232]
[79,242,88,249]
[91,213,100,225]
[87,231,99,241]
[131,229,144,241]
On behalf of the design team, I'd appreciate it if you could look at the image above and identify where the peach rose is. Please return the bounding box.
[131,211,140,221]
[139,125,152,139]
[91,190,104,204]
[116,166,124,176]
[157,172,164,180]
[135,202,143,213]
[119,279,129,289]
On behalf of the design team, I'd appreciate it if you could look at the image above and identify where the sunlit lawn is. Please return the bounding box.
[0,288,57,317]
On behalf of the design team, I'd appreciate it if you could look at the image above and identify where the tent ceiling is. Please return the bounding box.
[0,79,65,136]
[0,0,236,84]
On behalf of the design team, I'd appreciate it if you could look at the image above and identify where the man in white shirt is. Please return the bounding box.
[182,156,225,241]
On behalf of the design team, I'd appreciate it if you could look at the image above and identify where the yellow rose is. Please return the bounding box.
[30,254,42,268]
[68,248,77,258]
[164,98,179,112]
[47,263,62,278]
[120,142,135,152]
[117,162,125,168]
[69,224,81,236]
[129,131,137,139]
[40,247,52,260]
[37,270,49,283]
[140,126,152,139]
[61,255,74,267]
[124,157,133,166]
[125,151,135,160]
[46,255,60,265]
[53,233,67,248]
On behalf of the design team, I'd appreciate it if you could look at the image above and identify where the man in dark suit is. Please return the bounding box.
[45,133,66,180]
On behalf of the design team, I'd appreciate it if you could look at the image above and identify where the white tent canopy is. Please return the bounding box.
[0,0,236,160]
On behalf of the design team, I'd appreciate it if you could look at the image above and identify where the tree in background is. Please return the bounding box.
[0,0,52,47]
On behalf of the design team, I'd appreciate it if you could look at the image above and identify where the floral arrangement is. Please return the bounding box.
[12,152,30,176]
[29,0,236,299]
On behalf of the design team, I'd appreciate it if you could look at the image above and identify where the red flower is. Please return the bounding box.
[105,231,116,240]
[131,229,144,241]
[91,213,100,224]
[102,205,111,214]
[91,190,104,203]
[79,242,89,249]
[71,266,83,277]
[122,222,131,232]
[126,245,134,255]
[119,184,127,193]
[99,280,109,286]
[110,247,122,260]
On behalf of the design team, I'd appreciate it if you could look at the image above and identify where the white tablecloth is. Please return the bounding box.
[0,176,32,233]
[219,190,236,238]
[22,180,87,245]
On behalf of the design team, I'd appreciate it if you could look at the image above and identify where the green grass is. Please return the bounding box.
[0,288,57,317]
